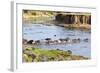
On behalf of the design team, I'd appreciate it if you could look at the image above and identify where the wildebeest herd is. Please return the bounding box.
[23,37,89,45]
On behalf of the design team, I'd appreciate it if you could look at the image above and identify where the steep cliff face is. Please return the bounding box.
[55,13,91,25]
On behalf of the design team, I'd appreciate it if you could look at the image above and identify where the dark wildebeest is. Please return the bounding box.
[35,40,40,45]
[27,40,33,44]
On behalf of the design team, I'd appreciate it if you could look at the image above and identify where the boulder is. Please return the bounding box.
[23,39,27,44]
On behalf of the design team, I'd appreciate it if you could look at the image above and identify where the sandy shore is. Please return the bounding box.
[57,23,91,30]
[41,20,91,30]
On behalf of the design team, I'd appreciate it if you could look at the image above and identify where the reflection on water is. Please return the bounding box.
[23,24,91,58]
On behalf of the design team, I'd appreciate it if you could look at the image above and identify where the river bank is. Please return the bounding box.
[23,10,91,30]
[23,19,91,30]
[55,23,91,30]
[23,47,88,62]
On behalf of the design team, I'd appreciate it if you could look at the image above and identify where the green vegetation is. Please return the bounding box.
[23,47,88,62]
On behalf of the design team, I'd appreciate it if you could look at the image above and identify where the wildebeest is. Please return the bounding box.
[83,38,89,42]
[54,35,56,37]
[58,38,70,43]
[45,38,51,41]
[72,38,80,43]
[27,40,34,44]
[35,40,40,45]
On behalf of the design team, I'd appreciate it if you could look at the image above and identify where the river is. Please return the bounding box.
[23,24,91,58]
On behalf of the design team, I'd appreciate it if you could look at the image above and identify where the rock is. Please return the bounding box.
[67,50,72,55]
[71,55,88,60]
[24,48,33,51]
[58,55,64,61]
[48,57,55,61]
[65,56,72,60]
[23,50,36,61]
[23,39,27,44]
[56,49,60,50]
[22,54,29,62]
[38,55,48,62]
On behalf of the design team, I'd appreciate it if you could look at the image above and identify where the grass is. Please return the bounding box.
[23,47,88,62]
